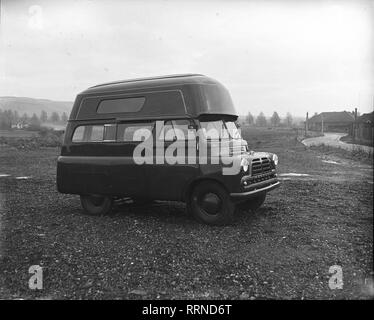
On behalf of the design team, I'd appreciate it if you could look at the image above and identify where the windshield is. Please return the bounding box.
[225,121,241,139]
[200,120,241,140]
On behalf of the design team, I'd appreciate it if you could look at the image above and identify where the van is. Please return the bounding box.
[57,74,280,225]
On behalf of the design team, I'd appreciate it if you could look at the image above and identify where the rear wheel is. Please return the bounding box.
[80,195,113,216]
[237,193,266,212]
[187,181,235,225]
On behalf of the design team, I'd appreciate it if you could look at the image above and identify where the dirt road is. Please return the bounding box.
[0,129,372,300]
[302,132,373,154]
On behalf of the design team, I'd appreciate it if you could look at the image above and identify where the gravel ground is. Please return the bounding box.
[0,129,373,300]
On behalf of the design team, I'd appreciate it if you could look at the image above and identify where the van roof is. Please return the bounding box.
[70,74,238,121]
[81,74,217,95]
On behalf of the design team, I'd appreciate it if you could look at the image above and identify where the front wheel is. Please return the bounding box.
[187,181,235,225]
[80,195,113,216]
[237,193,266,212]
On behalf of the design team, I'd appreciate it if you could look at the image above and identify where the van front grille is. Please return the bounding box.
[251,157,272,176]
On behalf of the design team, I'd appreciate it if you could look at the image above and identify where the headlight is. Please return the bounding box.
[272,154,279,166]
[240,158,249,172]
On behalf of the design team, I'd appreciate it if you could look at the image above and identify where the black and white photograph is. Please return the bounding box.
[0,0,373,306]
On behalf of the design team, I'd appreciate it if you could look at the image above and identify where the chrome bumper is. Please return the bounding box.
[230,180,281,199]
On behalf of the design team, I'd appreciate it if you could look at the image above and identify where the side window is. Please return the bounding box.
[97,97,145,114]
[172,120,193,140]
[103,124,117,141]
[90,125,104,141]
[117,123,154,142]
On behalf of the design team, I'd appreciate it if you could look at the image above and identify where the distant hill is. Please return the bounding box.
[0,96,73,116]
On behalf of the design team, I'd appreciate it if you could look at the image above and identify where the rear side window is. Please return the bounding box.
[72,124,115,142]
[72,126,85,142]
[117,123,154,142]
[97,97,145,114]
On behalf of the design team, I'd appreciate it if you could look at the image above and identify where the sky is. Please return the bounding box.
[0,0,373,117]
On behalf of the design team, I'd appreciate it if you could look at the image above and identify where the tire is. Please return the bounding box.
[80,195,113,216]
[187,181,235,225]
[237,193,266,212]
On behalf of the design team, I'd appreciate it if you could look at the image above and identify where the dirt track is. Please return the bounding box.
[0,129,373,300]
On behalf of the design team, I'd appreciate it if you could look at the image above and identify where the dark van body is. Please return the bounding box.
[57,74,280,225]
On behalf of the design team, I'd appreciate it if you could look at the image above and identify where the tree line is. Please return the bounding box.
[0,109,68,130]
[245,111,293,127]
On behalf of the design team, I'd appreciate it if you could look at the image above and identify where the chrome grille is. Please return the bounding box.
[251,157,272,176]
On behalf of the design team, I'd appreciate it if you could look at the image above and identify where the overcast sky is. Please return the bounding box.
[0,0,373,117]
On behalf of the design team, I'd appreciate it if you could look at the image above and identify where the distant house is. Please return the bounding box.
[11,121,29,129]
[352,112,373,143]
[307,111,354,132]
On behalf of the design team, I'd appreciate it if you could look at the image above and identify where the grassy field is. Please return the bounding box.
[0,128,373,300]
[0,130,38,138]
[0,129,63,149]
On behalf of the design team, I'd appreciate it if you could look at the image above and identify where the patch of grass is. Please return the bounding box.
[310,143,373,165]
[241,127,373,173]
[0,128,63,149]
[241,127,323,174]
[340,135,373,148]
[241,126,298,150]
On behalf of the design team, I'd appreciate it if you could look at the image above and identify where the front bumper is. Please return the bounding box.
[230,177,280,199]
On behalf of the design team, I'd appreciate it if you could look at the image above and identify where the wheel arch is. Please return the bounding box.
[182,177,229,202]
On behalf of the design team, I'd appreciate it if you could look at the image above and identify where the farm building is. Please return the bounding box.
[307,111,354,132]
[352,111,373,144]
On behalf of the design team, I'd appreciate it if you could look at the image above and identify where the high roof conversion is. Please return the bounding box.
[70,74,238,120]
[82,74,214,95]
[90,73,204,88]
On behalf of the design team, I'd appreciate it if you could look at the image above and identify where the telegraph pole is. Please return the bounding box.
[353,107,358,142]
[305,112,309,136]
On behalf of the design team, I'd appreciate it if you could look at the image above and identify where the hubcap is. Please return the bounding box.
[89,196,105,207]
[199,192,222,215]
